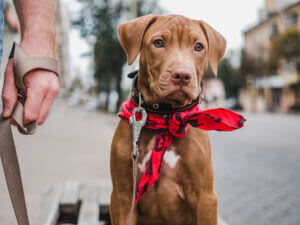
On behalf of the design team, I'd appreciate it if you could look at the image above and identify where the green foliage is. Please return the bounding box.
[73,0,126,93]
[239,48,269,90]
[73,0,163,112]
[204,58,242,98]
[269,30,300,72]
[217,58,241,98]
[240,49,267,77]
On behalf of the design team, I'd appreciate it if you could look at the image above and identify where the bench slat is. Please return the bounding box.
[34,184,63,225]
[79,181,102,203]
[60,181,79,205]
[77,201,99,225]
[99,180,112,206]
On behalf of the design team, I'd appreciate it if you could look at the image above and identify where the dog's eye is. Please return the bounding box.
[194,42,204,51]
[153,39,164,48]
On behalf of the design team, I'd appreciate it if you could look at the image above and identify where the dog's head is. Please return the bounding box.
[118,14,226,108]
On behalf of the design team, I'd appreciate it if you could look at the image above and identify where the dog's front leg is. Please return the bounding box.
[193,192,218,225]
[110,187,137,225]
[110,121,138,225]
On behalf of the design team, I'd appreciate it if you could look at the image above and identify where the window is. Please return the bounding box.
[271,24,278,37]
[285,13,298,27]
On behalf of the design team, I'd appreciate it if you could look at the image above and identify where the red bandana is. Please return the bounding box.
[119,99,246,203]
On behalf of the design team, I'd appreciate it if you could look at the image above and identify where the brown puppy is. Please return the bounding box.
[110,14,226,225]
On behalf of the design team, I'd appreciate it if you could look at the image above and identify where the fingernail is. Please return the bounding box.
[3,107,10,117]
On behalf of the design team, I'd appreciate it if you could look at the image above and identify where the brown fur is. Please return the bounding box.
[111,14,226,225]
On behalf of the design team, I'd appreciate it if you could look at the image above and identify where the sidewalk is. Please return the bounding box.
[0,99,118,224]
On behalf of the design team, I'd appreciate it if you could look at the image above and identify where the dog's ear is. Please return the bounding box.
[118,14,159,65]
[199,21,226,76]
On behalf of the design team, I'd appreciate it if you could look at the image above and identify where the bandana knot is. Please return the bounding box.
[168,112,190,138]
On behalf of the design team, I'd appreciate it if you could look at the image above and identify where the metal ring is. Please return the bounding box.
[152,103,159,109]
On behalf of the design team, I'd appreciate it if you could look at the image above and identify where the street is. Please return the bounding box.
[1,100,300,225]
[212,111,300,225]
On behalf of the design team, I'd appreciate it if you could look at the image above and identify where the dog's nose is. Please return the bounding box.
[171,67,192,86]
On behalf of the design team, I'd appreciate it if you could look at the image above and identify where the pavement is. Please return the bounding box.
[0,99,300,225]
[212,111,300,225]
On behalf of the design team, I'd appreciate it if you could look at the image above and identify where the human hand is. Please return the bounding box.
[2,0,58,126]
[1,58,59,126]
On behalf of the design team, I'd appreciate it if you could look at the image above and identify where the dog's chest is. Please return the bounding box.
[137,135,181,175]
[136,132,193,225]
[138,148,180,174]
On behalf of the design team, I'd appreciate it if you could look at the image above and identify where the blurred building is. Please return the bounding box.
[241,0,300,112]
[0,0,20,85]
[54,0,71,91]
[201,79,225,109]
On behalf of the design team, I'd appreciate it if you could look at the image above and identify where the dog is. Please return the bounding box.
[110,14,226,225]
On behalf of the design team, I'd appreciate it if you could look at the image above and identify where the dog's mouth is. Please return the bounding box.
[166,90,192,108]
[167,90,189,101]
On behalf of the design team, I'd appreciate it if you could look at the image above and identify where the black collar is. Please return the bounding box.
[128,71,199,115]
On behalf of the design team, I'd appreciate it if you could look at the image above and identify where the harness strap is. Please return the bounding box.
[0,42,59,225]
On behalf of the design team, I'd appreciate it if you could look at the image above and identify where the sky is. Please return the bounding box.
[159,0,264,50]
[65,0,265,78]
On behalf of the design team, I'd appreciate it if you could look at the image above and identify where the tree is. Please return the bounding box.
[217,58,241,98]
[73,0,162,112]
[203,57,242,99]
[269,30,300,72]
[240,49,267,76]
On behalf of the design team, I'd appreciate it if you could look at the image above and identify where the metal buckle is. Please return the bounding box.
[129,92,147,158]
[152,103,159,109]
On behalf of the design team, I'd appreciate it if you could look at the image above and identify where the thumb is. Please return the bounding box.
[1,59,18,118]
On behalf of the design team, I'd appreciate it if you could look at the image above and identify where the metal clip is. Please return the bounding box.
[200,90,205,101]
[137,92,143,111]
[129,106,147,158]
[200,80,205,101]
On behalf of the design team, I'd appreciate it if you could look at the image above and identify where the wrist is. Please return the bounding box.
[20,30,56,58]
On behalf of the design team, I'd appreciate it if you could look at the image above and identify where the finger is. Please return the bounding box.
[1,59,18,118]
[23,85,47,125]
[38,89,58,125]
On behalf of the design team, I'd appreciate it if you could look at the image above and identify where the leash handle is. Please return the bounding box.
[0,42,58,225]
[9,42,59,134]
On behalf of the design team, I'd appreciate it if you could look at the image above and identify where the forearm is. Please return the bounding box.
[13,0,56,57]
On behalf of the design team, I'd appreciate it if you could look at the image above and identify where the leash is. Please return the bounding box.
[0,42,58,225]
[128,92,147,225]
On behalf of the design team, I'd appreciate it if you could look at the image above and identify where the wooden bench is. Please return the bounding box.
[35,180,228,225]
[35,180,112,225]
